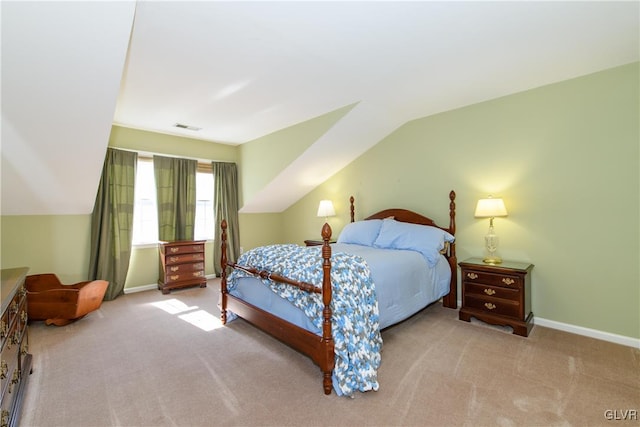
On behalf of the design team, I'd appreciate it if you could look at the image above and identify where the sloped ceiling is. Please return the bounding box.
[1,1,136,215]
[2,1,638,215]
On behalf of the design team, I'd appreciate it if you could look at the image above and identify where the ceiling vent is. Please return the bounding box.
[174,123,202,131]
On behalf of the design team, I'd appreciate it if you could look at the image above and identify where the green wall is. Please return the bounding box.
[1,215,91,284]
[1,64,637,341]
[109,125,238,161]
[283,62,639,339]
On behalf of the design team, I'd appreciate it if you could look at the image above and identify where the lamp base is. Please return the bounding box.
[483,256,502,264]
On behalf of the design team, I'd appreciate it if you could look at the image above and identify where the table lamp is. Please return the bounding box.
[474,196,508,264]
[317,200,335,222]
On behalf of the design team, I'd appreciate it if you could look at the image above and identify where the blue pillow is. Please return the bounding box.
[373,219,454,267]
[337,219,383,246]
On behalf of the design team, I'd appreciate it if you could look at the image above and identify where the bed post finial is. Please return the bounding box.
[350,196,355,223]
[220,219,228,325]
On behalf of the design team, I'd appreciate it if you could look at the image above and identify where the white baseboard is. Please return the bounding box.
[455,298,639,349]
[123,284,157,294]
[124,274,218,294]
[533,317,639,349]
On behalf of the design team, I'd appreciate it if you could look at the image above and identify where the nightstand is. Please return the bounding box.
[304,239,335,247]
[458,258,534,337]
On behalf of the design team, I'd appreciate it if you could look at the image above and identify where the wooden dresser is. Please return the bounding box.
[1,267,32,427]
[458,258,534,337]
[158,240,207,294]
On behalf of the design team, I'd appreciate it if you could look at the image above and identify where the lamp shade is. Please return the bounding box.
[474,197,508,218]
[317,200,336,218]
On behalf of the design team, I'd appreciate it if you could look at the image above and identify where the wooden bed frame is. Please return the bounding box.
[220,190,457,395]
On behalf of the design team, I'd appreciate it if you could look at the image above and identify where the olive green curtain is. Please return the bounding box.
[89,148,137,301]
[212,162,240,275]
[153,155,197,242]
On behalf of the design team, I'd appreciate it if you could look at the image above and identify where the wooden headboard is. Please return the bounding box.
[349,190,456,237]
[347,190,457,309]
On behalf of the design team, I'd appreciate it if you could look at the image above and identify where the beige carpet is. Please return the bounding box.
[20,279,639,426]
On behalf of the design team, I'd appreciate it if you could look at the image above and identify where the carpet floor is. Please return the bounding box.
[20,279,639,426]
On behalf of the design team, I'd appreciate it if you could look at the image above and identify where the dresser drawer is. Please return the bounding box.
[165,262,204,274]
[462,270,522,289]
[464,282,520,301]
[5,299,20,336]
[164,270,205,284]
[0,311,8,350]
[162,243,204,256]
[465,294,520,318]
[165,253,205,265]
[0,322,19,399]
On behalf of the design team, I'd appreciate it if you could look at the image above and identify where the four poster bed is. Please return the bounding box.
[219,190,457,396]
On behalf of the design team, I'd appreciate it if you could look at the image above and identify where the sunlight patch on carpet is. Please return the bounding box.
[149,298,223,331]
[179,310,223,331]
[150,298,197,314]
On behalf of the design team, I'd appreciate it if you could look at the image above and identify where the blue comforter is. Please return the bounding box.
[226,244,382,396]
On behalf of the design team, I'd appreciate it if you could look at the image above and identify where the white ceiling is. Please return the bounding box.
[2,1,639,215]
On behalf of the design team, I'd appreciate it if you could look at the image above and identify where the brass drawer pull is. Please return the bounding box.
[483,288,496,296]
[467,273,478,280]
[170,247,180,253]
[170,275,180,281]
[170,266,180,272]
[484,303,496,310]
[1,360,7,379]
[502,278,515,285]
[8,369,19,393]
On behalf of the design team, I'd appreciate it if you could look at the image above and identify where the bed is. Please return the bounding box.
[219,190,457,396]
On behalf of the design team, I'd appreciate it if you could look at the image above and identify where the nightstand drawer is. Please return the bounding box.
[464,282,520,301]
[462,270,522,289]
[465,294,520,318]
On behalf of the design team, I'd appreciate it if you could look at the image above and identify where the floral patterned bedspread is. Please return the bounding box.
[227,244,382,396]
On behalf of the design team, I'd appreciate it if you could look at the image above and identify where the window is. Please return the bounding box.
[132,159,158,244]
[132,158,214,245]
[194,170,214,241]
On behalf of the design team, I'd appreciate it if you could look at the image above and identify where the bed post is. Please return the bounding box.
[349,196,355,223]
[321,222,335,395]
[220,219,228,324]
[443,191,457,309]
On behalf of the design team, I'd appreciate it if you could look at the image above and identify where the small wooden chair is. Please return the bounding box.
[26,274,108,326]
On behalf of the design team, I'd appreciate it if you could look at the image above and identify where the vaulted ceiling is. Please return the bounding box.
[2,1,638,215]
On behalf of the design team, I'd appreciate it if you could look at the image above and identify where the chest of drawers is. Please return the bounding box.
[158,240,207,294]
[458,258,534,337]
[1,267,32,427]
